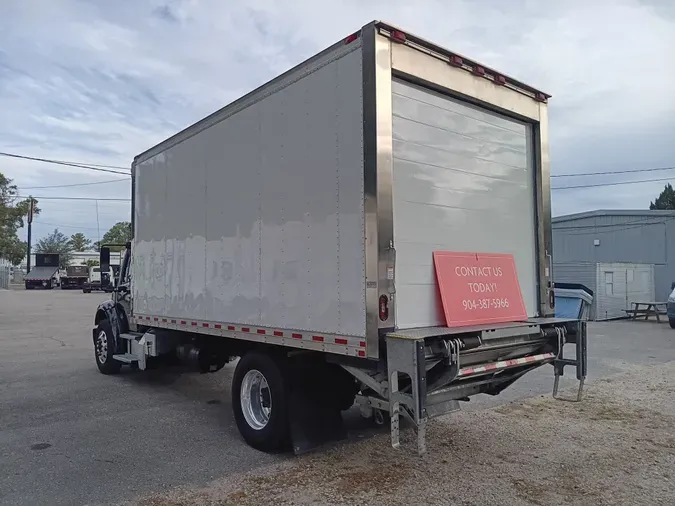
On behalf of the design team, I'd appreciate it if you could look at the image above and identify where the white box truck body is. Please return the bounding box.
[92,22,587,455]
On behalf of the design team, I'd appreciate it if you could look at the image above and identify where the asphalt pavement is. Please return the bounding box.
[1,289,674,505]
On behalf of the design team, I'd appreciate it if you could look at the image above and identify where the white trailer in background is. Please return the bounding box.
[92,21,587,454]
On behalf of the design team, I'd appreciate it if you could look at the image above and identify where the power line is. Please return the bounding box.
[552,166,675,178]
[19,178,129,190]
[552,176,673,190]
[0,151,130,170]
[0,151,131,176]
[32,221,102,231]
[17,195,130,202]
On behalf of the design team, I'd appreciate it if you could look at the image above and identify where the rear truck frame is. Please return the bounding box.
[61,266,89,290]
[25,253,60,290]
[91,21,587,455]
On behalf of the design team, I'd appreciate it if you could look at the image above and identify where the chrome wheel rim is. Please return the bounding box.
[96,330,108,364]
[240,369,271,430]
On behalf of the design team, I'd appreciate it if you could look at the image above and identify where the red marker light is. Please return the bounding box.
[494,74,506,86]
[449,55,463,67]
[379,295,389,321]
[391,30,406,43]
[345,32,359,44]
[472,65,485,76]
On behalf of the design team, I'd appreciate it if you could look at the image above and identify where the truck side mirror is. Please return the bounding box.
[100,247,111,272]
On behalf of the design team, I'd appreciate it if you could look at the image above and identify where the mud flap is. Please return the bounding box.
[288,383,347,455]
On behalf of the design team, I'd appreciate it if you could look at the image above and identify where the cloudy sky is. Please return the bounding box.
[1,0,674,244]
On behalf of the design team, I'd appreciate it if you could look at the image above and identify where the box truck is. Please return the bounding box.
[92,21,587,455]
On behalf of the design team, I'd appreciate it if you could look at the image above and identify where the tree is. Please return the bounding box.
[83,259,99,268]
[35,228,73,269]
[69,232,92,251]
[0,173,39,265]
[97,221,132,251]
[649,184,675,210]
[2,235,27,266]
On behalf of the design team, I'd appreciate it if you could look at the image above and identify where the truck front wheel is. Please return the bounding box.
[232,352,289,452]
[94,319,122,375]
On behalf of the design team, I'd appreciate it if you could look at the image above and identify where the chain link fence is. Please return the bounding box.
[0,264,10,289]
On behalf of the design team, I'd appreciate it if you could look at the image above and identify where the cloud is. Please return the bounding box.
[1,0,674,245]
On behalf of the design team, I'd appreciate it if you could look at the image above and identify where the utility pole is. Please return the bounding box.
[95,200,101,245]
[26,197,34,274]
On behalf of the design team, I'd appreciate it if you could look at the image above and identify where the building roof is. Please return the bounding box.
[553,209,675,223]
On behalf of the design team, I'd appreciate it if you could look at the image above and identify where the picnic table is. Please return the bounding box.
[625,301,667,322]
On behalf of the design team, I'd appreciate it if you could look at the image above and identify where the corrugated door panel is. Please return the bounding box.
[391,79,538,329]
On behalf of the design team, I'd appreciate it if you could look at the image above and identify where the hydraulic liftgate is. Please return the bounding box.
[380,319,587,455]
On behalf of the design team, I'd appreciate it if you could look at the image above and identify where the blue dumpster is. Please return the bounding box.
[555,283,594,320]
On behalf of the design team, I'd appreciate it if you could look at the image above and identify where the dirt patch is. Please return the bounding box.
[131,361,675,506]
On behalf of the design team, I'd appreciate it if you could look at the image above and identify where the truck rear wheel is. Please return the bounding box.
[232,352,289,452]
[94,319,122,375]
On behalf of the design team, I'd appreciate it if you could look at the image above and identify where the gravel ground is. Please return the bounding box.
[132,361,675,506]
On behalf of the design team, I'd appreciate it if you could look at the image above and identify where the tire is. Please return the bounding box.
[94,319,122,375]
[669,319,675,329]
[232,352,289,452]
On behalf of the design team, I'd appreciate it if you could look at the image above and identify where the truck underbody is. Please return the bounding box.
[94,298,586,454]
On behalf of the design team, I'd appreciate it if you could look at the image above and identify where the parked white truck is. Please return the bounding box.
[92,21,587,454]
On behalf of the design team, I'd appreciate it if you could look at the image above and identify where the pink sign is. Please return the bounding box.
[433,251,527,327]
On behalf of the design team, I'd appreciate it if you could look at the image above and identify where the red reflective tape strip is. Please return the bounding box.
[359,341,366,348]
[191,322,197,327]
[146,316,151,320]
[241,327,250,333]
[180,320,187,325]
[458,353,555,377]
[227,325,235,331]
[214,324,222,329]
[162,319,167,323]
[274,331,284,337]
[312,336,324,342]
[171,319,176,324]
[335,338,348,345]
[358,350,366,357]
[153,317,159,321]
[292,333,302,339]
[202,323,209,328]
[257,329,266,335]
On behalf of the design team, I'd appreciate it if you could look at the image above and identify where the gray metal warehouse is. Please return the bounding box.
[552,210,675,320]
